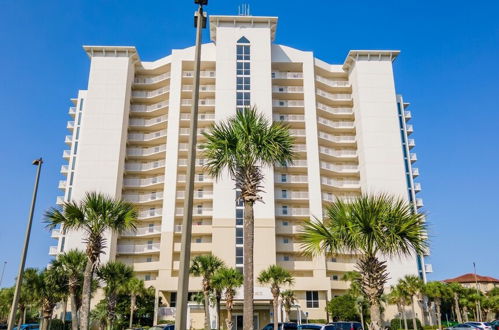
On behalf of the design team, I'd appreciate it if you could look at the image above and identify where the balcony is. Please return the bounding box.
[128,129,167,143]
[117,243,160,254]
[414,182,422,192]
[406,124,414,134]
[122,226,161,237]
[56,196,65,205]
[316,76,351,89]
[133,261,160,272]
[67,121,75,130]
[177,158,208,167]
[410,153,417,163]
[318,131,356,144]
[130,101,168,114]
[62,150,71,160]
[322,193,359,203]
[321,177,360,189]
[412,168,420,177]
[275,191,309,200]
[138,208,162,219]
[272,100,304,108]
[271,72,303,79]
[178,143,206,152]
[175,207,213,216]
[48,246,58,256]
[182,70,216,78]
[182,85,215,93]
[273,114,305,122]
[317,103,353,116]
[125,160,166,173]
[129,115,167,128]
[276,242,303,253]
[51,229,62,239]
[276,207,309,217]
[416,198,424,208]
[404,111,412,121]
[173,242,212,252]
[275,174,308,184]
[134,72,170,85]
[275,159,308,168]
[319,146,357,159]
[174,224,212,235]
[407,139,416,149]
[317,117,355,130]
[58,180,67,189]
[123,175,165,188]
[177,174,213,183]
[425,264,433,273]
[326,261,356,272]
[123,191,163,204]
[272,86,304,93]
[278,260,314,271]
[64,135,73,145]
[180,113,215,121]
[68,107,76,116]
[181,99,215,107]
[320,161,358,173]
[316,89,353,103]
[132,86,169,100]
[289,129,306,137]
[60,165,69,174]
[127,144,166,158]
[179,128,208,136]
[176,190,213,199]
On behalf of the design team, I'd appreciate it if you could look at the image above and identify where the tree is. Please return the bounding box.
[0,287,14,323]
[190,254,225,330]
[326,294,360,322]
[446,283,464,323]
[212,267,244,330]
[423,281,451,330]
[37,266,68,330]
[45,191,137,330]
[203,108,295,330]
[96,261,134,329]
[400,275,424,330]
[300,194,428,330]
[342,271,367,329]
[53,250,87,330]
[387,284,411,330]
[16,268,40,329]
[126,277,146,328]
[258,265,294,330]
[280,290,296,322]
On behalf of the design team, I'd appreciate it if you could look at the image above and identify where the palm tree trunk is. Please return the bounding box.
[17,309,23,330]
[204,290,211,330]
[403,307,408,330]
[108,293,118,330]
[216,294,221,330]
[463,306,468,322]
[359,306,365,330]
[129,294,136,329]
[273,295,279,330]
[370,301,382,330]
[243,201,255,330]
[436,303,442,330]
[453,293,462,323]
[70,289,79,330]
[226,291,234,330]
[411,297,418,330]
[80,259,95,330]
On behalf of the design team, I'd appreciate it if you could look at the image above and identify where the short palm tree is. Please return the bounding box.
[16,268,39,329]
[258,265,294,330]
[45,191,137,330]
[212,267,244,330]
[447,282,464,323]
[96,261,134,329]
[37,266,68,330]
[342,271,367,329]
[190,254,225,330]
[203,108,294,330]
[126,277,146,328]
[423,281,450,330]
[400,275,424,330]
[387,284,411,330]
[53,250,87,330]
[280,290,296,322]
[300,194,427,330]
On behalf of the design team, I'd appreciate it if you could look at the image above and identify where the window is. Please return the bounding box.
[236,191,243,207]
[281,190,288,198]
[283,256,290,261]
[148,223,154,232]
[170,292,177,307]
[331,257,337,262]
[236,227,243,244]
[60,237,66,252]
[282,205,288,215]
[69,172,74,185]
[149,207,156,216]
[236,209,244,225]
[73,142,78,154]
[283,238,289,244]
[281,174,287,182]
[147,240,153,249]
[71,158,77,170]
[282,221,289,226]
[146,257,152,262]
[197,204,203,214]
[236,247,243,265]
[332,275,339,281]
[195,238,202,243]
[306,291,319,308]
[145,274,151,281]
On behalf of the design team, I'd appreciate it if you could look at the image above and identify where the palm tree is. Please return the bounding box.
[190,254,225,330]
[342,271,367,329]
[96,261,134,329]
[300,194,427,330]
[212,267,244,330]
[45,191,137,330]
[387,284,410,330]
[203,108,295,330]
[446,283,464,323]
[126,277,146,328]
[280,290,296,322]
[53,250,87,330]
[400,275,424,330]
[257,265,294,330]
[16,268,39,329]
[37,266,68,330]
[423,281,450,330]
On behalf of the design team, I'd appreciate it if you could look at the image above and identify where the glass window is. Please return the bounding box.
[283,256,290,261]
[170,292,177,307]
[236,209,243,219]
[73,142,78,154]
[282,190,288,198]
[283,238,289,244]
[236,228,243,244]
[145,274,151,281]
[282,205,288,215]
[281,174,287,182]
[332,275,339,280]
[283,221,289,226]
[195,238,202,243]
[306,291,319,308]
[146,257,152,262]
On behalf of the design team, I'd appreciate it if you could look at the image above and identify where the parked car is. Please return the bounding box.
[489,320,499,330]
[12,324,39,330]
[299,324,335,330]
[465,323,493,330]
[328,322,363,330]
[149,325,174,330]
[262,323,298,330]
[449,324,482,330]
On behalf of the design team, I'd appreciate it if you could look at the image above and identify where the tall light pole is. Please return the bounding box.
[7,158,43,330]
[0,261,6,287]
[175,2,207,330]
[473,262,482,322]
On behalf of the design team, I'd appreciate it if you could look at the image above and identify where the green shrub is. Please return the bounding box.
[390,318,423,330]
[157,320,175,325]
[308,319,328,324]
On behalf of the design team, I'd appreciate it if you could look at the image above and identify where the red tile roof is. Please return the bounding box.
[443,273,499,284]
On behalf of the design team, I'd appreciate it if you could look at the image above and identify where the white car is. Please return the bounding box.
[450,324,481,330]
[465,322,493,330]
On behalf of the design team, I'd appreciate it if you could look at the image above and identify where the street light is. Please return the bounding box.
[175,1,207,329]
[7,158,43,330]
[0,261,6,287]
[473,262,482,322]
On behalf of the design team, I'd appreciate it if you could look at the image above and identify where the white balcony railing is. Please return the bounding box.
[67,121,75,129]
[122,226,161,236]
[125,159,166,172]
[319,146,357,158]
[404,111,412,120]
[412,168,420,177]
[320,161,358,173]
[130,101,168,113]
[182,85,216,92]
[117,243,160,254]
[177,174,213,183]
[272,100,305,107]
[138,208,163,219]
[128,129,167,142]
[316,76,351,88]
[273,114,305,122]
[271,72,303,79]
[180,113,215,121]
[414,182,422,192]
[410,153,417,162]
[272,86,304,93]
[176,190,214,199]
[123,191,164,203]
[276,207,309,216]
[275,174,308,184]
[318,131,356,144]
[49,246,58,256]
[321,177,360,188]
[316,89,352,101]
[322,193,359,203]
[175,207,213,216]
[317,103,353,115]
[289,129,306,137]
[68,107,76,115]
[318,117,355,129]
[275,159,308,168]
[127,144,166,157]
[123,175,165,188]
[179,128,208,136]
[416,198,424,208]
[134,72,170,84]
[129,115,167,127]
[61,165,69,173]
[63,150,71,158]
[181,99,215,106]
[177,158,207,166]
[275,191,309,200]
[183,70,216,78]
[132,86,169,99]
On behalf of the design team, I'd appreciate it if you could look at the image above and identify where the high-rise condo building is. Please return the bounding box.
[50,14,431,327]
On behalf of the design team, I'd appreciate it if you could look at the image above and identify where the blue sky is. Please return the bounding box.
[0,0,498,288]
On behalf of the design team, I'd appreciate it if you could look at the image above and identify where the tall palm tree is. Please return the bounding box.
[45,191,137,330]
[447,283,463,323]
[300,194,427,330]
[203,108,295,330]
[126,277,146,328]
[190,254,225,330]
[53,250,87,330]
[96,261,134,329]
[400,275,424,330]
[257,265,294,330]
[212,267,244,330]
[423,281,450,330]
[280,290,296,322]
[387,284,410,330]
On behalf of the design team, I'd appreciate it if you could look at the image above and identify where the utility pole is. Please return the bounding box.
[175,2,207,329]
[8,158,43,330]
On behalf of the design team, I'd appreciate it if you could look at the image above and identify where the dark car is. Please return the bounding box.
[328,322,363,330]
[489,321,499,330]
[149,325,174,330]
[299,325,336,330]
[262,323,298,330]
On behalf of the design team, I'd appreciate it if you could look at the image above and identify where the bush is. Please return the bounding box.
[423,326,439,330]
[48,319,72,330]
[390,318,423,330]
[157,320,175,325]
[326,295,361,322]
[308,319,328,324]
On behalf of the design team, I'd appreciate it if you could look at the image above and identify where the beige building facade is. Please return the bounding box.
[50,14,430,328]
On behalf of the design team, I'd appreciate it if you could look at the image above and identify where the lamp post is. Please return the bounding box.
[473,262,481,321]
[175,2,207,329]
[7,158,43,330]
[0,261,6,287]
